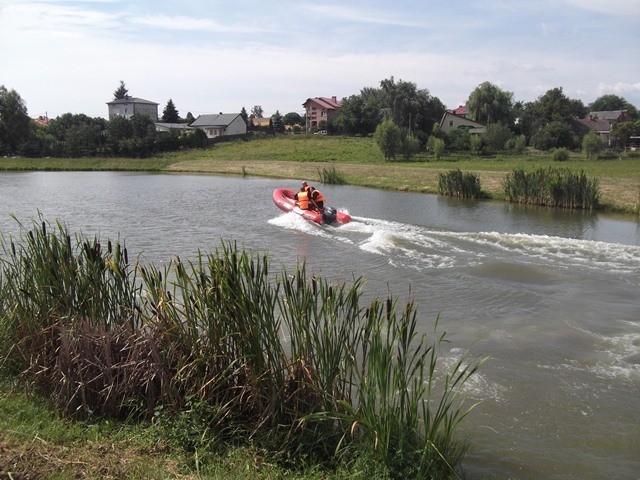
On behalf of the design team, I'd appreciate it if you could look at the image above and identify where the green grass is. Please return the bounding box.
[1,380,397,479]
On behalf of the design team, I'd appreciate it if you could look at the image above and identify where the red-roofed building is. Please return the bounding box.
[449,105,469,117]
[303,96,342,132]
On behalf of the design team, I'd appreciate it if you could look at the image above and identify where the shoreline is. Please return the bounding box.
[2,135,639,216]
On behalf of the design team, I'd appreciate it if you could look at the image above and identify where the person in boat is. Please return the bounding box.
[309,186,325,211]
[294,183,311,210]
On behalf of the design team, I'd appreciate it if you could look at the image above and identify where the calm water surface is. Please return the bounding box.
[1,171,639,480]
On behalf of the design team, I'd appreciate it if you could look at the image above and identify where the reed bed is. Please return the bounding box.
[318,165,348,185]
[0,218,483,478]
[437,169,483,199]
[502,167,600,210]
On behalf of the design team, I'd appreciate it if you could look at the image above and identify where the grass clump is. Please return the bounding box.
[318,165,348,184]
[503,167,600,210]
[0,217,483,478]
[438,169,483,198]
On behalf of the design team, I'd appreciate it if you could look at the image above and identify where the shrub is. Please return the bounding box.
[432,137,446,160]
[374,119,402,161]
[470,134,483,155]
[582,132,604,160]
[401,134,420,160]
[438,169,483,198]
[552,147,570,162]
[505,134,527,154]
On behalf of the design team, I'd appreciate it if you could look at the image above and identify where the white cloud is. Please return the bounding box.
[597,82,640,96]
[131,14,272,34]
[562,0,640,17]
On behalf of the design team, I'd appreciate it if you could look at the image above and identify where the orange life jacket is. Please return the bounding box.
[297,190,310,210]
[311,189,325,204]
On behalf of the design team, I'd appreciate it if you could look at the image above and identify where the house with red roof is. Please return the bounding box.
[449,105,469,117]
[302,96,342,132]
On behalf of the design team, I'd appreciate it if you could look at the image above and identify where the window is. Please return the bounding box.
[449,120,454,127]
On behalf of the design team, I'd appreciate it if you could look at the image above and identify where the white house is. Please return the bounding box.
[190,113,247,138]
[439,111,486,134]
[106,96,159,121]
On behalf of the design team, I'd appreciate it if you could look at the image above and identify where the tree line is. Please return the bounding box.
[1,78,639,158]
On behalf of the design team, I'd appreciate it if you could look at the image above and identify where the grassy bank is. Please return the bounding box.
[0,380,390,479]
[2,135,639,213]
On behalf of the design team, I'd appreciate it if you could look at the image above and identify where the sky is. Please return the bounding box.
[1,0,639,120]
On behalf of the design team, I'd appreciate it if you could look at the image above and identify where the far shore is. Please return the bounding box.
[2,135,639,215]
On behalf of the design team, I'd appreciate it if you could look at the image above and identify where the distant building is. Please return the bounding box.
[575,110,630,145]
[155,122,193,133]
[303,96,341,131]
[190,113,247,138]
[251,117,271,129]
[34,115,52,126]
[439,111,486,134]
[107,96,159,121]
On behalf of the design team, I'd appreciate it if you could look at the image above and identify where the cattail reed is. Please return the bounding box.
[0,217,483,478]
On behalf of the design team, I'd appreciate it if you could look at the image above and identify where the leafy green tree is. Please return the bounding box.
[374,119,402,161]
[519,87,586,148]
[185,112,195,124]
[282,112,302,126]
[589,94,638,119]
[445,128,471,151]
[505,134,527,154]
[484,123,513,151]
[0,86,32,155]
[113,80,128,100]
[250,105,264,119]
[46,113,106,157]
[401,134,420,160]
[470,134,483,155]
[582,133,604,160]
[432,137,445,160]
[611,119,640,149]
[467,81,514,125]
[335,94,381,135]
[531,120,575,150]
[63,123,104,157]
[130,113,156,138]
[161,99,180,123]
[107,115,133,144]
[379,77,445,137]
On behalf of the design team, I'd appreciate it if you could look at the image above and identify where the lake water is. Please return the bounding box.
[1,171,639,479]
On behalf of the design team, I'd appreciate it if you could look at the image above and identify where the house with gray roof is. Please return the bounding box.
[190,113,247,138]
[107,96,159,121]
[576,110,631,146]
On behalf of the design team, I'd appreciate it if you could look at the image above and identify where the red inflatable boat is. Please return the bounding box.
[272,188,351,225]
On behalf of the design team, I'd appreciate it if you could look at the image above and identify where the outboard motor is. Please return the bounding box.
[321,206,338,225]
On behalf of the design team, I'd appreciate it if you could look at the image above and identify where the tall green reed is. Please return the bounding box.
[0,218,483,477]
[318,165,347,185]
[438,169,483,199]
[503,167,600,210]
